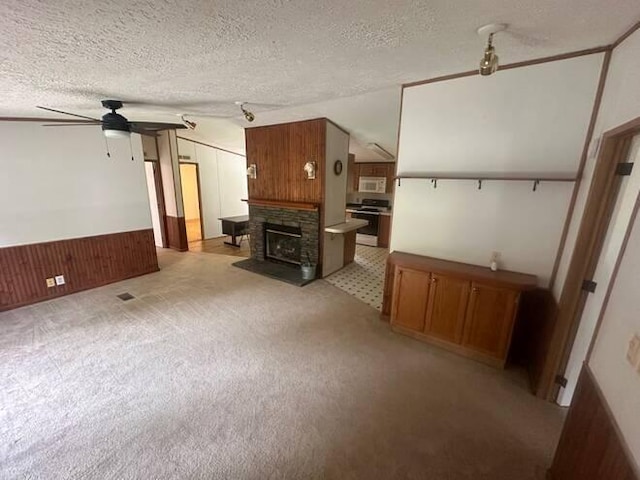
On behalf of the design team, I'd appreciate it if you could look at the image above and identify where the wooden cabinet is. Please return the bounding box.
[347,154,358,194]
[462,283,520,359]
[386,252,536,368]
[377,214,391,248]
[425,275,469,344]
[391,267,431,332]
[355,162,395,193]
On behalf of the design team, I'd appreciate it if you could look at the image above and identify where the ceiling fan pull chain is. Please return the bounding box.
[128,135,134,161]
[103,136,111,158]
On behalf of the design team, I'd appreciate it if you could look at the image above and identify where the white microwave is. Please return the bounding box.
[358,176,387,193]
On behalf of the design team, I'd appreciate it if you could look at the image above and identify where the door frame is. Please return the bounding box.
[179,161,205,242]
[538,115,640,400]
[145,159,168,248]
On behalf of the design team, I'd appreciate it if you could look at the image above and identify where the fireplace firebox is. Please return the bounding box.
[264,223,302,265]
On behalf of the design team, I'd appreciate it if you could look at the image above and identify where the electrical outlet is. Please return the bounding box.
[46,277,55,288]
[627,334,640,368]
[54,275,65,286]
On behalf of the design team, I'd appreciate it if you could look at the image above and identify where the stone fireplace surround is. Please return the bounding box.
[248,205,320,267]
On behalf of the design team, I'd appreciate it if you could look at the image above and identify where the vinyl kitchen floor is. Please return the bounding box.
[324,244,388,311]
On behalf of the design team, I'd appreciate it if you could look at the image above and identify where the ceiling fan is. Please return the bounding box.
[36,100,187,137]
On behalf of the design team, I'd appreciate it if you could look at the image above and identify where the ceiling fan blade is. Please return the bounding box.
[36,106,101,122]
[128,125,159,137]
[129,121,187,130]
[42,123,101,127]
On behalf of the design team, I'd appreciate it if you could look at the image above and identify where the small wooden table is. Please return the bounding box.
[218,215,250,247]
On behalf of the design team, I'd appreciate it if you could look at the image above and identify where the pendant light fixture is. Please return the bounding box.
[477,24,507,76]
[236,102,255,122]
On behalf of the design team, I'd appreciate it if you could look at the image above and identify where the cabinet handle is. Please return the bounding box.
[472,287,479,293]
[431,278,437,283]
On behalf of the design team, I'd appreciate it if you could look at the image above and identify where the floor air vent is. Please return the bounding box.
[117,292,135,301]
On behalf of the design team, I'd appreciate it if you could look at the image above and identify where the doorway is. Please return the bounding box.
[179,162,204,243]
[144,160,167,248]
[539,117,640,402]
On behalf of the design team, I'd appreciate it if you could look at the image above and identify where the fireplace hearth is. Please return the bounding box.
[265,223,302,265]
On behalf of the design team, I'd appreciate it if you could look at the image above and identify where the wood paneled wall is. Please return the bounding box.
[550,366,638,480]
[0,229,159,311]
[165,215,188,251]
[245,118,326,204]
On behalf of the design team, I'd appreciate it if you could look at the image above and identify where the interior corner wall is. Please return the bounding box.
[552,27,640,459]
[176,137,248,240]
[322,122,350,277]
[0,122,158,310]
[391,53,604,286]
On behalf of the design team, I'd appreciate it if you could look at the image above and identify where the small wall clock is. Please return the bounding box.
[333,159,343,176]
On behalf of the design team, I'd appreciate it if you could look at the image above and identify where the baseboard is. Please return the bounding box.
[0,229,159,312]
[549,364,639,479]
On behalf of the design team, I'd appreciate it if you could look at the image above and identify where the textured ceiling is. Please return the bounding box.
[1,0,638,150]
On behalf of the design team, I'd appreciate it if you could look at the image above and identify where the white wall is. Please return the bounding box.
[176,138,248,239]
[392,54,604,286]
[322,123,350,277]
[0,122,151,247]
[144,162,164,247]
[589,193,640,469]
[555,28,640,427]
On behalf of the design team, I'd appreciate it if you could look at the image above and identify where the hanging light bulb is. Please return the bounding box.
[479,33,499,76]
[477,23,507,77]
[239,103,255,122]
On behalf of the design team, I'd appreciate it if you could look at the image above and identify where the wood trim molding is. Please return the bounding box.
[245,198,320,211]
[549,365,639,480]
[165,215,188,251]
[175,135,245,157]
[403,46,610,88]
[0,229,159,312]
[548,50,612,290]
[612,19,640,50]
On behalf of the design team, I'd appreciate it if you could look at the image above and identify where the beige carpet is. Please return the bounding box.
[0,250,564,479]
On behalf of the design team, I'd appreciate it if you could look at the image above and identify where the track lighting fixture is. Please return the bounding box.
[477,24,507,76]
[180,115,197,130]
[238,102,255,122]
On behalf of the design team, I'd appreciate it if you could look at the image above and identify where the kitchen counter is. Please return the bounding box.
[324,218,368,234]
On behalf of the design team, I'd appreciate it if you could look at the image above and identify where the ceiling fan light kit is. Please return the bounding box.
[477,23,507,76]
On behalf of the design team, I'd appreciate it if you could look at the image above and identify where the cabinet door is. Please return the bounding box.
[347,154,357,194]
[377,215,391,248]
[386,164,396,193]
[424,275,470,344]
[358,163,376,177]
[462,283,520,359]
[391,267,431,332]
[352,163,360,192]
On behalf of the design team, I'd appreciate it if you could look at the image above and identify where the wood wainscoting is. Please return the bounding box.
[549,365,639,480]
[165,215,188,251]
[0,229,159,312]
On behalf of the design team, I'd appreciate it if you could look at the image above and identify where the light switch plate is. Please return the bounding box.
[627,334,640,368]
[46,277,55,288]
[54,275,65,286]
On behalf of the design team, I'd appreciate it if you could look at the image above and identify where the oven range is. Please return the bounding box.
[346,198,391,246]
